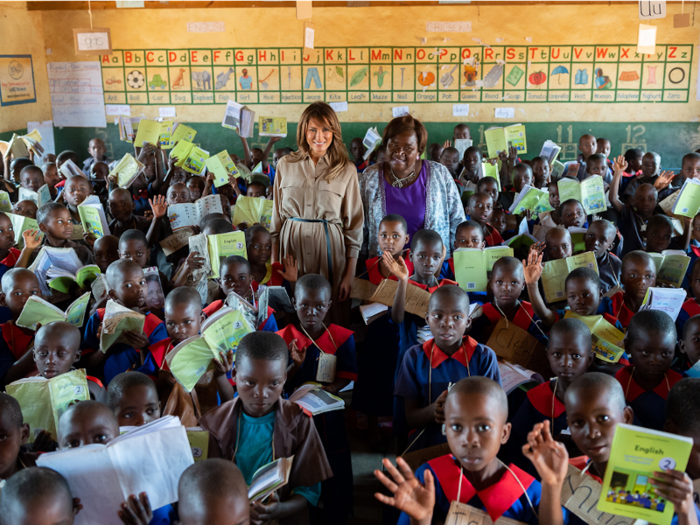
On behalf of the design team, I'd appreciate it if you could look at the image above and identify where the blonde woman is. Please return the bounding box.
[271,102,364,302]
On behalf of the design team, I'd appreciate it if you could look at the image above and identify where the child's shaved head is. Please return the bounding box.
[235,332,288,366]
[295,273,332,299]
[106,371,157,411]
[35,321,81,349]
[565,372,627,413]
[0,392,23,428]
[105,259,142,289]
[0,268,37,295]
[549,317,591,344]
[0,467,75,525]
[57,400,119,449]
[491,256,523,278]
[429,284,469,312]
[447,376,508,422]
[178,459,249,525]
[165,286,202,312]
[626,309,676,347]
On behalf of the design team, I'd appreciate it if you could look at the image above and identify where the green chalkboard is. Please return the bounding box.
[3,121,700,170]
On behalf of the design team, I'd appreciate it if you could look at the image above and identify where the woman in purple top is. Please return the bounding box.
[359,115,465,258]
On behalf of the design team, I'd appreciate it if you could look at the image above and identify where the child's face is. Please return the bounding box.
[454,125,470,140]
[545,230,573,260]
[165,301,203,347]
[409,240,443,280]
[43,164,60,188]
[221,262,253,299]
[186,178,204,201]
[293,287,331,332]
[166,184,191,205]
[247,230,272,267]
[621,258,655,300]
[547,331,592,384]
[429,144,444,162]
[113,384,161,427]
[246,183,265,198]
[233,355,287,418]
[693,215,700,243]
[444,390,510,473]
[20,170,43,192]
[58,405,119,449]
[0,409,28,480]
[531,160,550,188]
[171,167,188,185]
[251,149,264,166]
[119,240,150,269]
[627,153,643,173]
[585,223,614,257]
[463,151,481,175]
[141,155,156,181]
[561,203,586,228]
[632,185,657,217]
[681,158,700,181]
[88,139,106,161]
[91,162,109,181]
[1,273,42,318]
[467,195,493,225]
[479,180,499,203]
[566,277,600,316]
[490,265,524,306]
[12,200,37,219]
[490,210,507,235]
[378,220,409,256]
[273,150,286,169]
[109,265,146,309]
[93,239,120,273]
[454,226,485,251]
[641,153,660,178]
[596,139,611,158]
[350,139,364,161]
[33,331,79,379]
[439,150,460,176]
[567,388,633,465]
[146,279,165,310]
[0,215,15,252]
[645,223,672,253]
[626,330,675,382]
[62,177,92,208]
[40,208,73,241]
[549,185,560,209]
[426,294,470,349]
[108,191,134,223]
[512,168,533,193]
[586,159,606,178]
[579,135,597,158]
[680,320,700,367]
[218,183,235,200]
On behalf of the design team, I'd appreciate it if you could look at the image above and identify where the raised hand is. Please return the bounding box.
[275,254,299,283]
[443,139,452,148]
[289,339,306,368]
[654,170,676,191]
[613,155,628,174]
[382,252,410,281]
[118,493,153,525]
[433,390,448,424]
[374,457,435,523]
[149,194,168,219]
[523,249,544,285]
[22,228,42,250]
[182,252,205,275]
[522,421,569,487]
[168,156,179,172]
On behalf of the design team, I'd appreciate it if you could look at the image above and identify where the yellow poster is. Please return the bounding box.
[0,55,36,106]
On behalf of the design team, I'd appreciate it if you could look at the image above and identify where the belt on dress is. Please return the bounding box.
[289,217,333,285]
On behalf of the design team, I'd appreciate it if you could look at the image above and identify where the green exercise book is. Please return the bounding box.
[208,231,247,279]
[541,251,598,304]
[171,123,197,144]
[648,250,691,289]
[484,124,527,158]
[8,213,40,249]
[509,185,548,215]
[133,119,161,148]
[78,195,110,239]
[170,139,195,168]
[158,120,175,150]
[165,306,254,392]
[453,247,514,292]
[557,175,607,215]
[99,300,146,353]
[598,424,693,525]
[551,160,566,180]
[109,153,144,189]
[205,150,240,188]
[181,146,209,176]
[563,311,626,363]
[15,292,91,330]
[482,161,501,190]
[672,178,700,218]
[232,196,274,231]
[6,369,90,442]
[46,265,101,294]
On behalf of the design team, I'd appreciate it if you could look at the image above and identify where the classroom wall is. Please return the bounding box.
[0,2,51,133]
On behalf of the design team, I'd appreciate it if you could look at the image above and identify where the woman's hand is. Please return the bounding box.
[382,252,410,282]
[374,457,435,524]
[338,272,353,302]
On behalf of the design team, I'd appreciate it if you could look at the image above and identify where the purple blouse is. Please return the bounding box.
[383,162,428,242]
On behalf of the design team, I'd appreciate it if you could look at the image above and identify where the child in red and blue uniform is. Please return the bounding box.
[677,258,700,339]
[80,260,168,385]
[394,286,501,451]
[465,192,503,246]
[375,377,553,525]
[615,310,683,431]
[277,273,356,525]
[0,212,20,282]
[245,225,297,295]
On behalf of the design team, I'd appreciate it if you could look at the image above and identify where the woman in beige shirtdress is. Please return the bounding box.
[271,102,364,302]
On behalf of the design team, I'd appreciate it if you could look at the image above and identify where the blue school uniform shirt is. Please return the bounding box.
[400,455,541,525]
[682,244,700,292]
[132,185,154,216]
[81,308,168,385]
[615,365,683,430]
[676,298,700,344]
[150,505,176,525]
[394,337,501,448]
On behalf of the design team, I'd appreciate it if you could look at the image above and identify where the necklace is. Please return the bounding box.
[389,165,418,188]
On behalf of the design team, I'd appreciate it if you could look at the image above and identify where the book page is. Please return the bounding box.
[657,254,691,288]
[195,194,224,221]
[168,203,197,231]
[580,175,607,215]
[65,292,91,328]
[166,336,215,392]
[557,177,582,204]
[566,251,599,274]
[541,258,569,303]
[6,378,53,441]
[16,296,66,330]
[201,308,254,357]
[641,287,687,321]
[454,249,488,292]
[673,179,700,218]
[188,233,212,281]
[48,369,90,431]
[484,127,507,159]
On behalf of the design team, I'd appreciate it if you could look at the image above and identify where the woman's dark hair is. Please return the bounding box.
[382,115,429,155]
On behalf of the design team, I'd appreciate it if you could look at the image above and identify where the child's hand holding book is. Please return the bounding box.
[374,457,435,525]
[122,330,151,354]
[213,349,234,376]
[649,468,697,520]
[251,492,281,524]
[118,492,153,525]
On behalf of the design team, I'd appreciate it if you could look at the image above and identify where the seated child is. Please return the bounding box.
[185,176,205,202]
[585,219,621,293]
[610,155,657,256]
[597,250,656,328]
[395,286,500,450]
[559,199,587,229]
[665,378,700,481]
[278,274,356,523]
[616,310,683,430]
[0,211,21,276]
[198,332,332,524]
[0,393,35,482]
[377,377,549,524]
[499,163,533,211]
[439,147,461,181]
[507,318,592,473]
[177,459,249,525]
[677,313,700,374]
[83,137,110,172]
[80,259,168,384]
[11,200,37,219]
[106,371,161,428]
[0,467,76,525]
[93,235,120,274]
[19,165,44,194]
[531,156,551,189]
[466,192,502,246]
[61,175,94,225]
[108,188,152,239]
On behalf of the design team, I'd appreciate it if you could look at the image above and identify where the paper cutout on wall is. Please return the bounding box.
[575,69,589,85]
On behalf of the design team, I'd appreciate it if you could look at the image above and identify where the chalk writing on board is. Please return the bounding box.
[48,62,106,127]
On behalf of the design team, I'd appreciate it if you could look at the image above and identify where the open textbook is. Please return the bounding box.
[46,265,100,294]
[29,246,83,297]
[362,127,382,160]
[248,456,294,503]
[205,150,240,188]
[18,184,52,208]
[100,300,146,353]
[171,123,197,144]
[259,116,288,137]
[168,194,225,231]
[484,124,527,158]
[109,153,144,189]
[497,360,543,395]
[539,140,562,165]
[165,307,254,391]
[508,185,552,217]
[541,252,598,304]
[37,416,194,525]
[289,382,345,415]
[640,287,687,321]
[222,100,255,137]
[232,196,274,230]
[453,247,514,292]
[133,118,162,147]
[208,231,247,279]
[557,175,607,215]
[78,195,111,239]
[6,369,90,442]
[648,250,691,288]
[58,158,87,180]
[672,178,700,218]
[8,212,39,248]
[15,293,91,330]
[563,311,626,363]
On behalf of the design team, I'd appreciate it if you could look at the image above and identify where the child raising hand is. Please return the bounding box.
[374,457,436,525]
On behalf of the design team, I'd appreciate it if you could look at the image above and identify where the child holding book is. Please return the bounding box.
[499,163,534,212]
[277,273,356,524]
[465,192,502,246]
[106,371,161,429]
[42,161,61,199]
[394,286,500,451]
[376,377,554,524]
[80,259,168,384]
[443,220,485,281]
[0,393,35,482]
[165,182,191,205]
[185,175,205,202]
[585,219,621,293]
[11,200,37,220]
[0,467,76,524]
[61,175,94,226]
[597,250,656,328]
[198,331,333,525]
[615,310,683,430]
